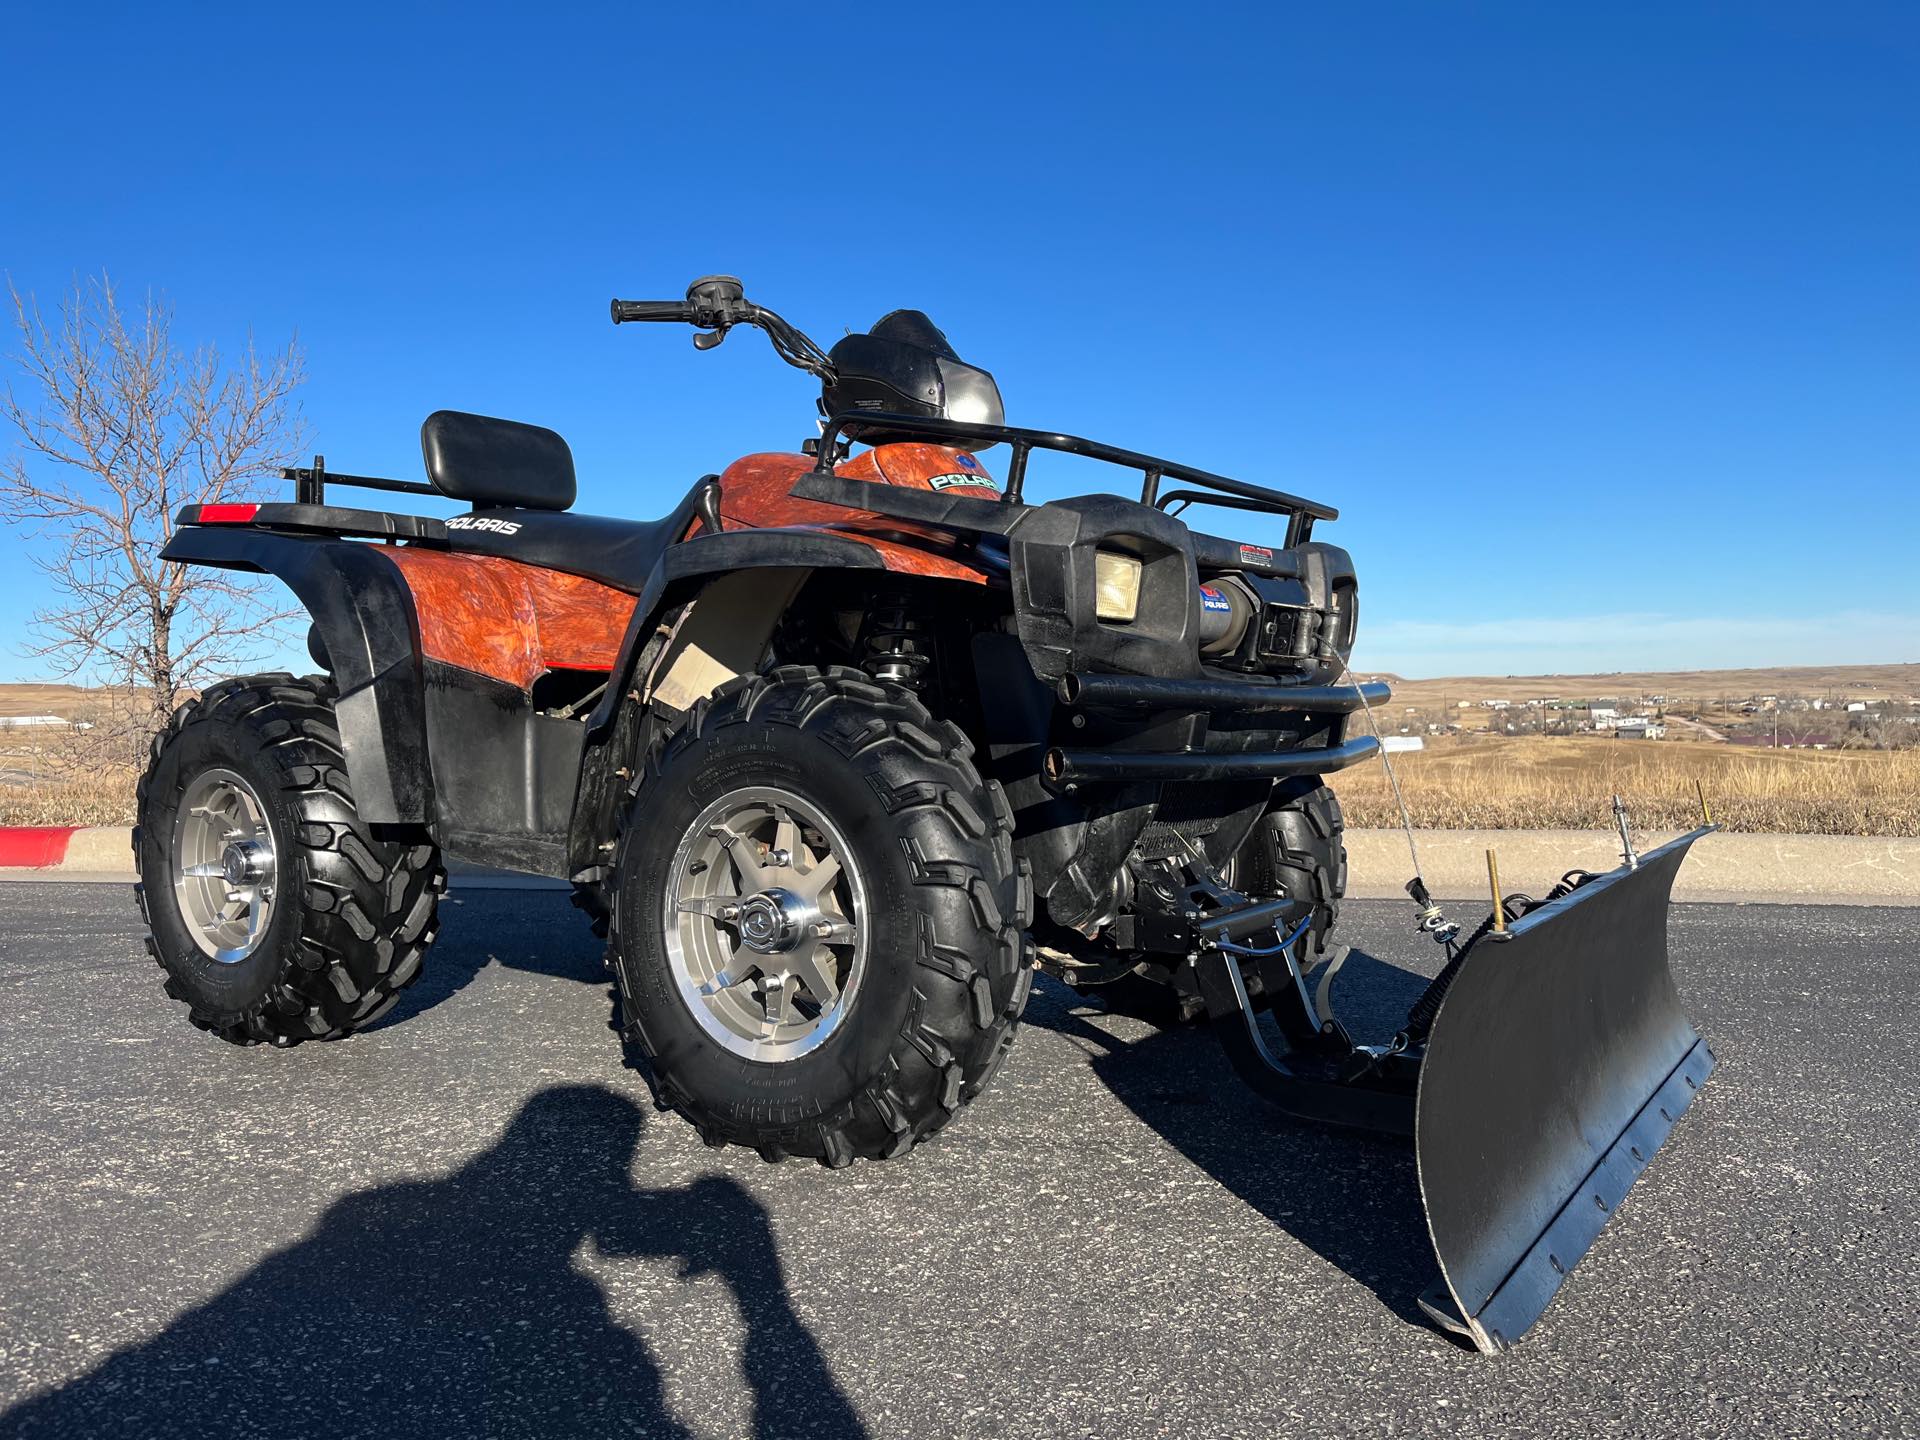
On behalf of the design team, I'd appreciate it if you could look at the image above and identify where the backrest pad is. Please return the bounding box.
[421,410,576,511]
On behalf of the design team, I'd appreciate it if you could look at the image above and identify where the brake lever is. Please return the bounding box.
[692,327,729,350]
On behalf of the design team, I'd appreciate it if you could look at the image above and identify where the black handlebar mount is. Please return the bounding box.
[609,275,835,383]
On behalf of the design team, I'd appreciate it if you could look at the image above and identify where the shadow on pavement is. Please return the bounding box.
[0,1085,866,1440]
[1032,953,1442,1329]
[367,892,610,1033]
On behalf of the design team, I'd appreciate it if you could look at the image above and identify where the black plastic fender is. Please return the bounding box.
[581,527,886,737]
[566,527,889,880]
[159,527,432,824]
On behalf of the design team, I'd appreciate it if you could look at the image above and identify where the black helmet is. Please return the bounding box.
[822,310,1003,446]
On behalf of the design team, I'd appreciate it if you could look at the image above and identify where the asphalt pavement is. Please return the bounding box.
[0,883,1912,1438]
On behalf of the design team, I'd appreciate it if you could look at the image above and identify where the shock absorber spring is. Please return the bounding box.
[858,598,931,690]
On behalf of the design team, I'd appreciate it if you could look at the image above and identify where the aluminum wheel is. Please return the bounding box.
[663,785,867,1062]
[172,767,278,964]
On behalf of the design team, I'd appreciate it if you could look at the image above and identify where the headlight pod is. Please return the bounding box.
[1093,550,1144,623]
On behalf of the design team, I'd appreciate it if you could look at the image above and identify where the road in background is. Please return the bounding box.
[0,886,1911,1437]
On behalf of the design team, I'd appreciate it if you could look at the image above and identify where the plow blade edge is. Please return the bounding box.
[1414,828,1716,1352]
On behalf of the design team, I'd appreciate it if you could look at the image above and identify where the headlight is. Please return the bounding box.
[1093,550,1143,622]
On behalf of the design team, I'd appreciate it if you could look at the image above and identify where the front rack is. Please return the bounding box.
[812,412,1337,545]
[279,415,1340,546]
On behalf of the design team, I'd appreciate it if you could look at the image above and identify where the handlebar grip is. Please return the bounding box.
[609,299,692,324]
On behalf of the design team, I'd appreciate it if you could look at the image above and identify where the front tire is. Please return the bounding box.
[1088,776,1347,1026]
[1237,776,1348,959]
[610,666,1032,1166]
[134,674,444,1045]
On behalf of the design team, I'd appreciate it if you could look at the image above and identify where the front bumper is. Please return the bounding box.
[1044,733,1380,786]
[1044,671,1389,785]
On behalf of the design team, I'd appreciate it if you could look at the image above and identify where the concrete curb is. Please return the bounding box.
[5,825,1916,905]
[1345,828,1920,906]
[0,826,125,871]
[0,826,566,891]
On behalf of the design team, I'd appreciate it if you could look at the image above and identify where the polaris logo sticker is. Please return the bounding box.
[1199,585,1233,613]
[447,516,523,536]
[955,453,982,471]
[925,473,999,492]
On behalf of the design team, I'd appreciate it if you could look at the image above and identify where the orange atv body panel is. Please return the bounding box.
[388,443,998,692]
[715,444,1002,583]
[385,547,638,691]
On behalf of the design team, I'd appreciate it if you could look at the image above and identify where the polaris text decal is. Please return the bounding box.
[925,473,999,492]
[447,516,523,535]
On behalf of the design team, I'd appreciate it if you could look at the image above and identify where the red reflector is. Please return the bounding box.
[197,504,260,524]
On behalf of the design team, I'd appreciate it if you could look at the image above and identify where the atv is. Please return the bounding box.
[138,277,1717,1350]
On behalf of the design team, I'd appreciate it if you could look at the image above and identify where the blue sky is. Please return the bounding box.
[2,2,1915,679]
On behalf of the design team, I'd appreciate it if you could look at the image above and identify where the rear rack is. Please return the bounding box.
[283,455,437,507]
[811,412,1337,545]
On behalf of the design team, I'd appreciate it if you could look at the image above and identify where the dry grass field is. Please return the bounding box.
[1363,662,1920,711]
[5,676,1918,835]
[0,764,137,827]
[1329,733,1920,836]
[0,683,101,718]
[0,685,144,826]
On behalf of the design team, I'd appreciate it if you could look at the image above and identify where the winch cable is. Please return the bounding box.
[1338,669,1620,1048]
[1344,665,1552,1046]
[1397,867,1600,1048]
[1341,663,1424,885]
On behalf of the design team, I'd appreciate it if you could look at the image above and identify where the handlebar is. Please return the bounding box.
[609,299,692,324]
[607,275,837,384]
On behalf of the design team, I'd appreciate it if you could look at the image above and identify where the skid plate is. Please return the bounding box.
[1414,828,1716,1352]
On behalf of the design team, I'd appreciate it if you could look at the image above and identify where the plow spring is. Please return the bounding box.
[1193,826,1717,1352]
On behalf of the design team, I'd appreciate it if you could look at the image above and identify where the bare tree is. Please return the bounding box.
[2,274,305,754]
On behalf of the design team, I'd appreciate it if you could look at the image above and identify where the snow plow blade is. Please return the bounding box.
[1413,827,1716,1353]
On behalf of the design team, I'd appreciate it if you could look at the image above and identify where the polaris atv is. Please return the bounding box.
[139,277,1718,1351]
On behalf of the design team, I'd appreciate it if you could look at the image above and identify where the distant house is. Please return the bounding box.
[1589,706,1619,728]
[0,715,71,729]
[1382,735,1426,753]
[1615,717,1666,740]
[1846,701,1868,712]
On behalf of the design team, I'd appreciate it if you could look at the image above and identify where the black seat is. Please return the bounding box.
[439,480,712,592]
[422,410,577,511]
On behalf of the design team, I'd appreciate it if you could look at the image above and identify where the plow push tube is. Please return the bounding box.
[1413,827,1717,1352]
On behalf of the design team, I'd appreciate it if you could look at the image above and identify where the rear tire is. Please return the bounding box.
[134,674,444,1045]
[610,666,1032,1166]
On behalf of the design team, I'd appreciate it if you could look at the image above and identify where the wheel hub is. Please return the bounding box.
[221,839,274,888]
[736,887,816,954]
